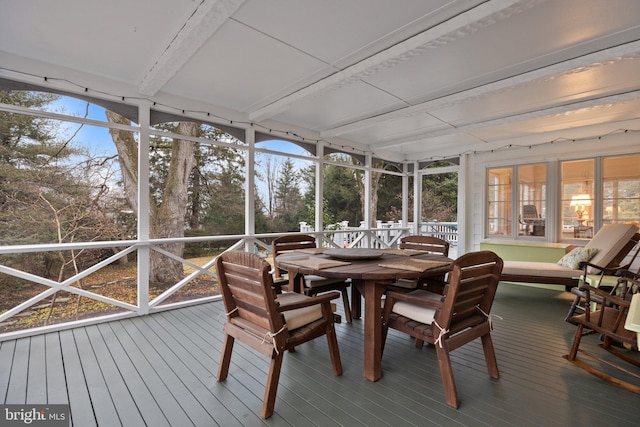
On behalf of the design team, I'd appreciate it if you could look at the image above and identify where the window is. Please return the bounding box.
[487,164,546,238]
[518,164,546,237]
[487,167,512,236]
[561,159,595,239]
[559,154,640,240]
[603,155,640,227]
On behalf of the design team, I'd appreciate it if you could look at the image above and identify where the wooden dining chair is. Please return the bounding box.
[390,235,451,293]
[382,250,504,408]
[216,251,343,418]
[272,234,352,322]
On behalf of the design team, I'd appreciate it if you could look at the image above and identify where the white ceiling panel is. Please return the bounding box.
[473,98,640,140]
[337,113,450,145]
[0,0,198,83]
[271,80,405,131]
[429,51,640,126]
[161,19,331,111]
[231,0,484,66]
[363,0,640,106]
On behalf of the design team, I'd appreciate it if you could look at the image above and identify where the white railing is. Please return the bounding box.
[419,221,459,245]
[300,220,459,248]
[0,226,433,340]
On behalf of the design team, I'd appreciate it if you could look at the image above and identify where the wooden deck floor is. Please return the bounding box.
[1,284,639,426]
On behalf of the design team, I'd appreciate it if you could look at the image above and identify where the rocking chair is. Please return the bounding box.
[564,275,640,394]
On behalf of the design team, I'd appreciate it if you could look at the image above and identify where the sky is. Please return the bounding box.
[45,94,313,202]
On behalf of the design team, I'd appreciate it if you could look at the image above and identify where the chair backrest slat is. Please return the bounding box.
[272,234,318,278]
[437,251,503,331]
[400,235,449,256]
[216,251,285,335]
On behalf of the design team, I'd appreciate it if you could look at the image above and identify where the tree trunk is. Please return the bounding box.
[356,161,382,227]
[189,167,201,229]
[106,112,196,284]
[149,121,196,283]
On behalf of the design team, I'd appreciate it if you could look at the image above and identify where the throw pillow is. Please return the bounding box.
[557,247,599,270]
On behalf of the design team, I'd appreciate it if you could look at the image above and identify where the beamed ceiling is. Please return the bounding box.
[1,0,640,162]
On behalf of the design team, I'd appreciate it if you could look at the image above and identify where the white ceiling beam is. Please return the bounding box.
[138,0,247,96]
[248,0,541,122]
[371,90,640,151]
[322,41,640,138]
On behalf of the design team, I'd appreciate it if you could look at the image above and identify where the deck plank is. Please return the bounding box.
[0,340,16,402]
[5,338,29,404]
[106,321,196,427]
[95,322,171,427]
[72,327,121,425]
[58,329,95,427]
[45,333,68,404]
[26,334,47,404]
[2,284,640,426]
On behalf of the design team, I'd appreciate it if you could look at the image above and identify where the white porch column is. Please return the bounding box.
[413,161,421,235]
[245,126,256,252]
[364,154,372,246]
[458,154,468,255]
[315,142,325,234]
[137,103,151,315]
[402,163,409,228]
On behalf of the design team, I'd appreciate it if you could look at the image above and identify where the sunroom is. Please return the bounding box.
[1,1,640,425]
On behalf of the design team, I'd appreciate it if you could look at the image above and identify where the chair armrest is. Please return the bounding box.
[581,261,629,275]
[619,269,640,280]
[581,284,632,308]
[278,291,340,312]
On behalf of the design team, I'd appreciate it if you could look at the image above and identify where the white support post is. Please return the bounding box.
[137,103,151,315]
[457,154,467,255]
[364,153,372,247]
[402,163,409,228]
[413,161,421,235]
[245,127,256,252]
[315,142,325,237]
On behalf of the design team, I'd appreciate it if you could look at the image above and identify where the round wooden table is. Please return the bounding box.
[276,249,452,381]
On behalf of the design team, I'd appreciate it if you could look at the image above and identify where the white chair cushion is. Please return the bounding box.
[391,290,440,324]
[390,279,419,289]
[584,223,638,274]
[502,261,581,278]
[276,292,323,330]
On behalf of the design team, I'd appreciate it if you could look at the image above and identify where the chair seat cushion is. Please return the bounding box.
[304,274,344,288]
[390,278,418,289]
[502,261,581,278]
[392,290,439,324]
[584,223,638,274]
[276,292,323,330]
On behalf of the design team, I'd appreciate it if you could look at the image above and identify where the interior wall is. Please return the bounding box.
[463,131,640,254]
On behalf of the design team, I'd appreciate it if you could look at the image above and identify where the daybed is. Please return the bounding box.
[500,224,639,287]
